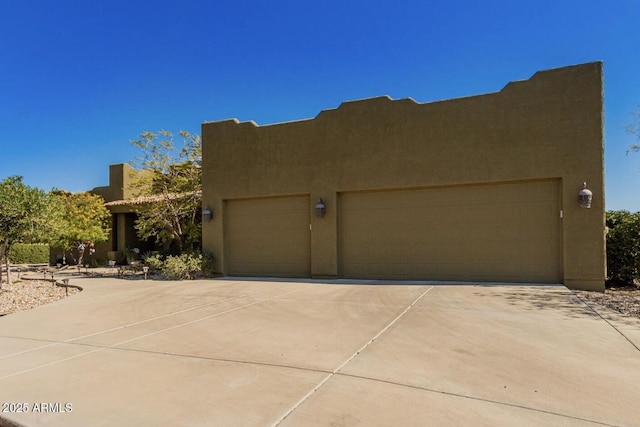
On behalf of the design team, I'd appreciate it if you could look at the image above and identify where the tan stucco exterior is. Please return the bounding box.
[90,164,152,262]
[202,62,605,290]
[92,163,141,205]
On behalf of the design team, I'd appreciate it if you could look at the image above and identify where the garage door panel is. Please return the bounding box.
[339,180,561,283]
[226,196,310,277]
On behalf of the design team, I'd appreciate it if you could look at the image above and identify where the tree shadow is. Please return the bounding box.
[472,285,640,326]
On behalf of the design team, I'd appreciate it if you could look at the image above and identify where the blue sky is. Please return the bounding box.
[1,0,639,210]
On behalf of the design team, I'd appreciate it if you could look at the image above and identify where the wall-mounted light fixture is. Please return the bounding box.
[315,199,326,219]
[202,206,214,222]
[578,182,593,209]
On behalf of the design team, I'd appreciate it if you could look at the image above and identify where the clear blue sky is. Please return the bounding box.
[1,0,639,210]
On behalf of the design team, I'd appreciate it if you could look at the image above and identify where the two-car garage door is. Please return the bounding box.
[338,180,562,283]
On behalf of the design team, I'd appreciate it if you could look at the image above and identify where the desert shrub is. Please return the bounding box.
[201,251,216,277]
[8,243,49,264]
[606,210,640,286]
[142,252,164,271]
[161,253,202,280]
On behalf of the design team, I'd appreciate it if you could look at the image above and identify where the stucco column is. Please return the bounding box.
[202,197,224,275]
[117,213,127,253]
[310,191,338,278]
[561,177,606,290]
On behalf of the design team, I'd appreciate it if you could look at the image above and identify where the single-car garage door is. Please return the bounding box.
[225,195,310,277]
[339,180,561,283]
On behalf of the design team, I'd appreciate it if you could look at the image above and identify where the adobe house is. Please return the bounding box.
[201,62,605,291]
[90,163,154,263]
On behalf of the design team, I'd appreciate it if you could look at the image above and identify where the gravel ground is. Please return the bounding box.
[0,278,80,317]
[573,285,640,319]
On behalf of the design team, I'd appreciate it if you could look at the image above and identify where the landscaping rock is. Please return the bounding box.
[0,279,79,316]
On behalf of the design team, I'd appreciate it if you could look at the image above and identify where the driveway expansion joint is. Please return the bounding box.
[335,372,621,427]
[0,285,309,380]
[574,293,640,353]
[270,286,435,426]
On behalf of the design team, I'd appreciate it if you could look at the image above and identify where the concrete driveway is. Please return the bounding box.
[0,276,639,426]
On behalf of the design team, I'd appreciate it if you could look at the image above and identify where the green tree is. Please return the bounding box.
[606,210,640,285]
[0,176,61,288]
[50,191,111,266]
[129,130,202,253]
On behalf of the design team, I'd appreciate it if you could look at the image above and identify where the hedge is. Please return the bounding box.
[606,210,640,286]
[7,243,50,264]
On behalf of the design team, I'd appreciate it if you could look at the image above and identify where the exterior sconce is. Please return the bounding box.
[202,206,214,222]
[315,199,326,219]
[578,182,593,209]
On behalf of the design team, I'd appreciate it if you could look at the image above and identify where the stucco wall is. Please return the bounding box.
[202,62,605,290]
[91,164,138,203]
[90,164,154,263]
